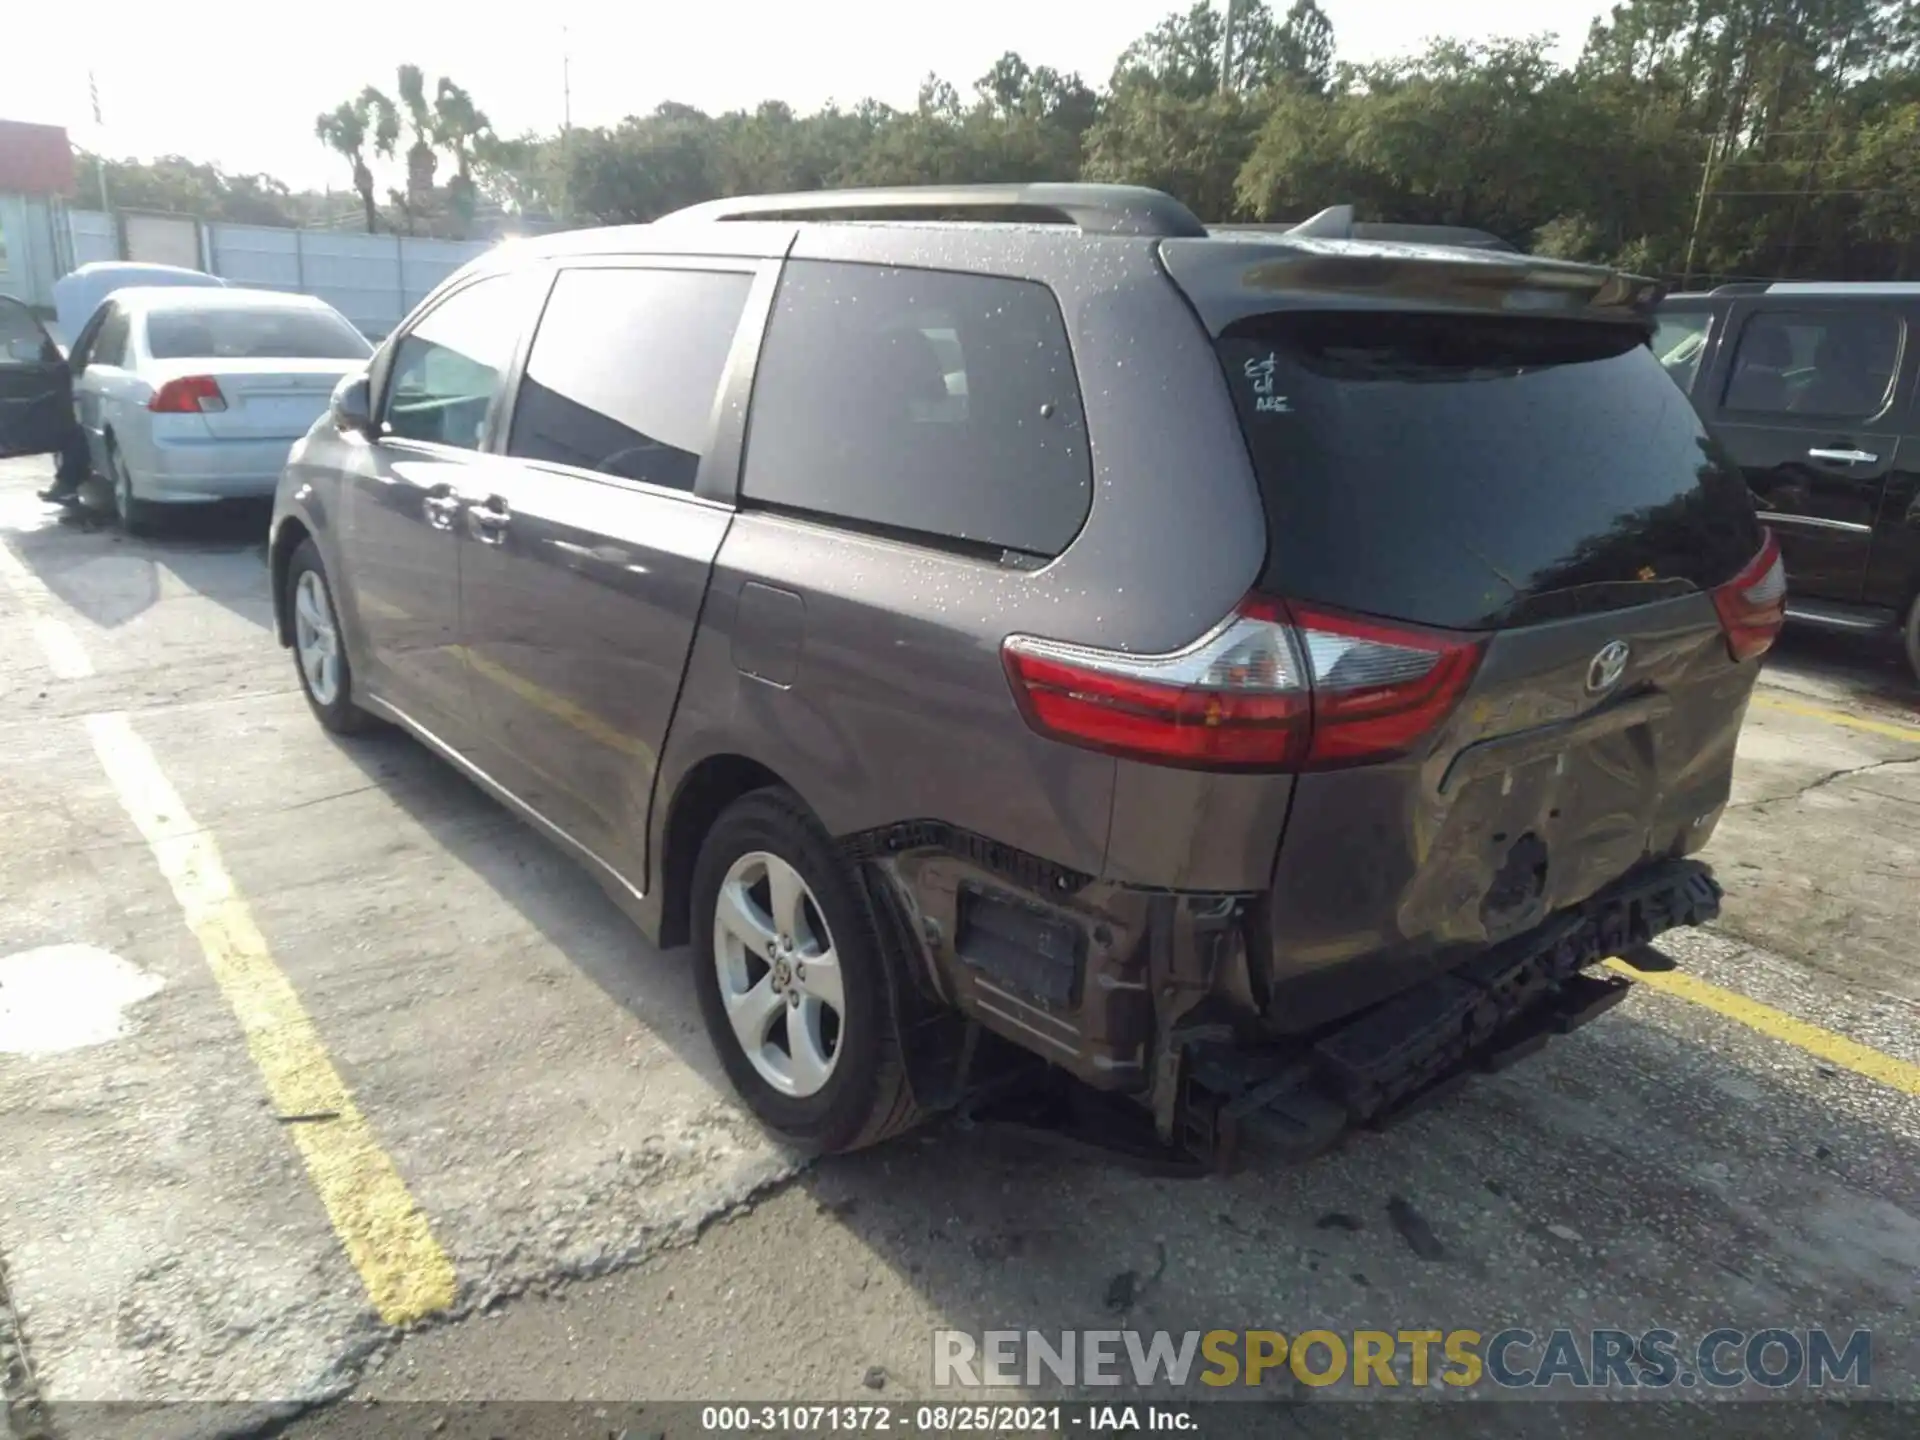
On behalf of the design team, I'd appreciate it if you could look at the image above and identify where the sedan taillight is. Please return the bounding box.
[149,376,227,413]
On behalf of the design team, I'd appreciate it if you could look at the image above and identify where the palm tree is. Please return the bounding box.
[433,78,493,232]
[396,64,439,211]
[315,87,399,233]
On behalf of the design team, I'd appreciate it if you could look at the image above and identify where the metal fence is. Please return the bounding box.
[67,208,118,268]
[63,210,494,339]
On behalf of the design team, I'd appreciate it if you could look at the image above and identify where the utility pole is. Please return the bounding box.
[1221,0,1240,94]
[558,25,573,226]
[1680,132,1720,290]
[88,71,112,215]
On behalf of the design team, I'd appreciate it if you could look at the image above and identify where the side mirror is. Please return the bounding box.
[330,372,374,437]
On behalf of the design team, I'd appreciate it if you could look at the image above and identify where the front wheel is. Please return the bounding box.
[286,538,375,734]
[691,788,925,1154]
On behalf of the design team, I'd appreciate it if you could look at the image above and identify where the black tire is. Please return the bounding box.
[1903,592,1920,689]
[691,787,926,1154]
[285,538,376,735]
[106,441,156,537]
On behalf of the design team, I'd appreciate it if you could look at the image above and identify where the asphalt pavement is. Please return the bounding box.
[0,455,1915,1439]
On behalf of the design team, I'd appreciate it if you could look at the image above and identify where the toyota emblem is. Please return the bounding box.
[1585,640,1631,695]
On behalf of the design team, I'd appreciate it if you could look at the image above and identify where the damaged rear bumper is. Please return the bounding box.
[1191,858,1722,1161]
[853,821,1722,1155]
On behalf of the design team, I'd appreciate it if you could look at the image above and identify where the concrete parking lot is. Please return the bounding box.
[1,453,1916,1437]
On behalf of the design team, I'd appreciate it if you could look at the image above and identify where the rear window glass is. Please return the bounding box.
[742,261,1090,557]
[1219,313,1761,630]
[147,306,371,361]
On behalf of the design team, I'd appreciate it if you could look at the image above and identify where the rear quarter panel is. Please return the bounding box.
[654,229,1273,885]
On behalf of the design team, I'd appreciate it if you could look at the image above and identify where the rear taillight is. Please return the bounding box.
[1289,604,1486,766]
[1002,595,1483,772]
[149,375,227,413]
[1711,529,1786,663]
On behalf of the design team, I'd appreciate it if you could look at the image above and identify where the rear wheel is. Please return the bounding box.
[287,539,375,735]
[1902,592,1920,688]
[691,788,924,1154]
[106,441,154,537]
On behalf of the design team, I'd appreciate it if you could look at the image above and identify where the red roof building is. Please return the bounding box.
[0,120,77,197]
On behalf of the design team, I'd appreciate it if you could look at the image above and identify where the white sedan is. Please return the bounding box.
[65,286,372,531]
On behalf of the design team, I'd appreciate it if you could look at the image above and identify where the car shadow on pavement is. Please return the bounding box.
[318,722,729,1093]
[1765,626,1916,713]
[4,492,273,634]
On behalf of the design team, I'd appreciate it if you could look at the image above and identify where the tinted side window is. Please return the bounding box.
[742,261,1090,556]
[384,274,526,450]
[1722,307,1902,419]
[507,267,752,491]
[92,308,131,367]
[1651,309,1710,394]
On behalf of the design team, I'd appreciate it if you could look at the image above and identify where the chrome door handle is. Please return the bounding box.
[422,492,463,528]
[1807,447,1878,465]
[467,495,510,544]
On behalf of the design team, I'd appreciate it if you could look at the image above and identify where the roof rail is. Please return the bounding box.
[654,183,1210,238]
[1710,281,1771,295]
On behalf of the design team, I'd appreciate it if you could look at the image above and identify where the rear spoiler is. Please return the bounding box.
[1161,235,1664,335]
[1214,213,1520,253]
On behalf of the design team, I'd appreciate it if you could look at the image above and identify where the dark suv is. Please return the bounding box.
[267,185,1780,1162]
[1656,282,1920,681]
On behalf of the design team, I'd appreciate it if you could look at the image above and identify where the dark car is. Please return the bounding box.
[34,184,1767,1164]
[1655,282,1920,681]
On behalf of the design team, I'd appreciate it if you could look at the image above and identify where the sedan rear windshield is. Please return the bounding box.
[1217,312,1762,630]
[146,307,372,362]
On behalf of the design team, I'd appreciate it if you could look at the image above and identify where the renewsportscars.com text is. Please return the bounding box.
[933,1327,1872,1390]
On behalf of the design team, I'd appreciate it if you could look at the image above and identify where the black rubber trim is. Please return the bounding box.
[1308,858,1721,1124]
[838,820,1095,896]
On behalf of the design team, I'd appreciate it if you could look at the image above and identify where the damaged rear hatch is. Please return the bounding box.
[1160,237,1779,1030]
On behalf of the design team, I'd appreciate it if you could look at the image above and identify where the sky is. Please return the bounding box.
[7,0,1616,193]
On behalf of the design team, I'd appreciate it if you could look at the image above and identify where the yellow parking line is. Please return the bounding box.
[84,712,458,1326]
[1751,692,1920,744]
[1604,957,1920,1097]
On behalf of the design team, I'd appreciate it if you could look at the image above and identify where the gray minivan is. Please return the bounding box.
[254,186,1780,1163]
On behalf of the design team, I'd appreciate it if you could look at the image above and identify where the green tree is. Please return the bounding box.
[1273,0,1337,94]
[433,79,494,230]
[315,86,399,233]
[396,63,438,209]
[1085,87,1265,219]
[71,154,301,226]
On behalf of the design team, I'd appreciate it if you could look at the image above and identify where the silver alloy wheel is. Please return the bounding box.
[293,569,343,707]
[712,850,845,1098]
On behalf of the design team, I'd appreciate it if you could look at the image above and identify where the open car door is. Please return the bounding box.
[0,295,75,460]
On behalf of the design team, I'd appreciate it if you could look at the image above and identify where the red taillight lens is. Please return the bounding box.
[149,375,227,413]
[1290,604,1484,767]
[1003,597,1312,769]
[1711,529,1786,663]
[1002,596,1484,772]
